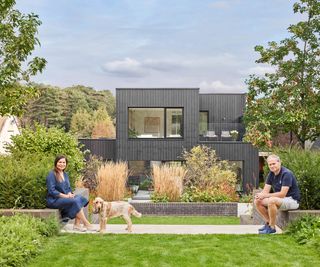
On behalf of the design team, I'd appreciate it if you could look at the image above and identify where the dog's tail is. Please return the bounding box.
[131,207,142,218]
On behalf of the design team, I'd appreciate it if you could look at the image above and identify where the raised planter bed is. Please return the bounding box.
[0,208,60,220]
[0,188,89,221]
[130,202,238,216]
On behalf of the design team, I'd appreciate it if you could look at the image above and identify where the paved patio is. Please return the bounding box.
[61,224,282,235]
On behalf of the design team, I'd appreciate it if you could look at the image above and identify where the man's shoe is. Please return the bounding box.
[258,223,269,232]
[259,226,276,234]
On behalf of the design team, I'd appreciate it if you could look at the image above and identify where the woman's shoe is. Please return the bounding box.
[85,224,97,232]
[73,225,86,232]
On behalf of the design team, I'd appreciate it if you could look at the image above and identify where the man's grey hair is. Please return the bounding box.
[267,154,281,163]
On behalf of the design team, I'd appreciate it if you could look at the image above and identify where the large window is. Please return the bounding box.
[128,108,183,138]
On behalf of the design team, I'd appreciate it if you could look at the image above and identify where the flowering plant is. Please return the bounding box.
[230,130,239,140]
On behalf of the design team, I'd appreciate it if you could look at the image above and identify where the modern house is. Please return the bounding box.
[79,88,259,192]
[0,116,20,154]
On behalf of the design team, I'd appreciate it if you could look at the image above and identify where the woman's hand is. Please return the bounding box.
[67,192,75,198]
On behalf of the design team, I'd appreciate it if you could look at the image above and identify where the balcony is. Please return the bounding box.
[199,122,245,142]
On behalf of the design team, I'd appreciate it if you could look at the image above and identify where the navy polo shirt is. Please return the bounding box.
[266,166,300,202]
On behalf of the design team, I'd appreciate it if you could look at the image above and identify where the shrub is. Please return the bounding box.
[96,161,128,201]
[272,147,320,209]
[139,177,153,190]
[181,145,238,202]
[81,155,103,193]
[286,215,320,252]
[152,164,186,202]
[6,124,85,185]
[0,153,53,208]
[0,214,59,267]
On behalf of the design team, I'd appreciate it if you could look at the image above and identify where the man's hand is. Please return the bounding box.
[255,192,268,200]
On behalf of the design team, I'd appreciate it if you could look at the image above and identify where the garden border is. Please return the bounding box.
[130,202,238,216]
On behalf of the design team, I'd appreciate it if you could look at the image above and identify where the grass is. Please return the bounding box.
[104,216,240,225]
[28,234,320,267]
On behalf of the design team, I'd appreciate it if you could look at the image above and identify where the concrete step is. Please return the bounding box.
[132,190,151,200]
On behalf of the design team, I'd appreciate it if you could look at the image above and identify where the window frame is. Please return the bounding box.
[128,107,184,139]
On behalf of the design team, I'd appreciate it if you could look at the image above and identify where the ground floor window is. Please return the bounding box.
[228,161,243,192]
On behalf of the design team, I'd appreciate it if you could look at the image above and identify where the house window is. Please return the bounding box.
[128,108,183,138]
[166,108,183,138]
[199,111,208,135]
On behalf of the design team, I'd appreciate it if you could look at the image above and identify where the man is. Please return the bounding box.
[254,154,300,234]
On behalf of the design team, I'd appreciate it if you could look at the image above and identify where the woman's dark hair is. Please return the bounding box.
[54,155,68,182]
[54,155,68,168]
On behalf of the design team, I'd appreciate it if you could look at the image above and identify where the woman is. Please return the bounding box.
[46,155,94,231]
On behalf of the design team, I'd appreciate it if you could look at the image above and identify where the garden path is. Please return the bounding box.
[62,224,282,235]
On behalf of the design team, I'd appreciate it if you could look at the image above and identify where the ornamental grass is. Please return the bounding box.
[96,161,128,201]
[152,164,186,202]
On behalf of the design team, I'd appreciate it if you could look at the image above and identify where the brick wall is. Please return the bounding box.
[131,202,237,216]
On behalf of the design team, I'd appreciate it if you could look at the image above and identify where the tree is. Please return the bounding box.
[70,108,94,138]
[91,107,116,138]
[0,0,46,115]
[22,84,65,128]
[244,0,320,148]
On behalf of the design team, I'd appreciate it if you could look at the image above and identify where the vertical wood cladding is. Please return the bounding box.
[116,88,199,161]
[78,139,116,160]
[81,89,258,190]
[199,94,245,123]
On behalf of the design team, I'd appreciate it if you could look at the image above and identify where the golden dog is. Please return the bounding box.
[92,197,142,233]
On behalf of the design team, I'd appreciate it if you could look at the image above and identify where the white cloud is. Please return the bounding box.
[240,65,276,76]
[101,57,189,77]
[101,58,146,77]
[199,80,245,93]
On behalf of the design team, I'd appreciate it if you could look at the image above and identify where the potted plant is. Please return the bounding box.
[230,130,239,141]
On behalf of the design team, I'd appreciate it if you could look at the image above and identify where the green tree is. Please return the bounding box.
[244,0,320,148]
[91,107,116,138]
[0,0,46,115]
[70,108,94,138]
[22,84,65,128]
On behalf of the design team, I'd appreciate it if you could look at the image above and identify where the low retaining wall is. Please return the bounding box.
[276,210,320,229]
[0,188,89,222]
[130,202,238,216]
[0,209,60,220]
[248,206,320,229]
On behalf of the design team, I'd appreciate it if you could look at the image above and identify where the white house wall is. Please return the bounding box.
[0,117,20,154]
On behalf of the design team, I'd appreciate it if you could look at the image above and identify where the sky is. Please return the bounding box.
[16,0,303,94]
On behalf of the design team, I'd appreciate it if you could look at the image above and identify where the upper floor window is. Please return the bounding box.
[128,108,183,138]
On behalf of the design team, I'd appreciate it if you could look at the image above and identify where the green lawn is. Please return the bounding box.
[104,216,240,225]
[28,234,320,267]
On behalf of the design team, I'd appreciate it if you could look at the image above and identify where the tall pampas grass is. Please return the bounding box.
[153,164,186,201]
[96,161,128,201]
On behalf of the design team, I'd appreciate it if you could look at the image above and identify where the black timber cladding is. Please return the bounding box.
[78,138,115,160]
[80,89,259,190]
[199,94,246,136]
[116,88,200,161]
